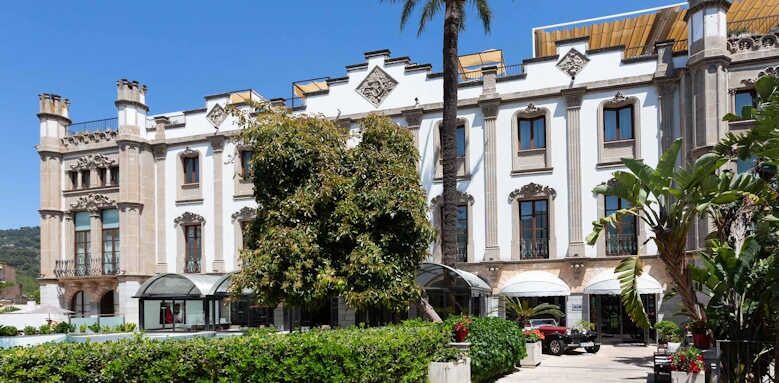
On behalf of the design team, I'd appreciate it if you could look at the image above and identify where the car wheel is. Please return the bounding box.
[585,345,600,353]
[549,339,566,356]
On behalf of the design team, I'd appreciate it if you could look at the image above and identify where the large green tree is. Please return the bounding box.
[385,0,492,265]
[231,107,436,317]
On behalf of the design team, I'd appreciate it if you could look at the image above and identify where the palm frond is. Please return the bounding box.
[417,0,444,36]
[615,256,651,329]
[469,0,492,33]
[586,206,641,245]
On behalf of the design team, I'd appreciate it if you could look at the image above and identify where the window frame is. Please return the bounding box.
[597,93,641,166]
[433,118,470,180]
[183,156,200,185]
[603,195,638,256]
[439,204,469,263]
[518,199,550,259]
[510,183,557,261]
[517,115,546,151]
[184,224,202,273]
[430,192,474,263]
[733,89,756,118]
[74,229,90,277]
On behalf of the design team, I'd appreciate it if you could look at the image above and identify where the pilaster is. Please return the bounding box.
[89,211,102,268]
[562,87,586,258]
[152,144,168,273]
[210,136,225,273]
[479,85,501,261]
[401,107,423,149]
[657,80,677,153]
[38,210,63,278]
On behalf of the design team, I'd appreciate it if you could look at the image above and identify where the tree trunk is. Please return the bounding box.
[419,297,443,323]
[441,1,461,267]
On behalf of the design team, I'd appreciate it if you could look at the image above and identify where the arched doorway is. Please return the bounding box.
[71,290,86,317]
[100,290,115,315]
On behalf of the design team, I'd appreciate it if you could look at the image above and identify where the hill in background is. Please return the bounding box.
[0,226,39,300]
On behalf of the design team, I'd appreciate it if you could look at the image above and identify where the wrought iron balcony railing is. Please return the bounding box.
[606,233,638,256]
[184,258,202,274]
[520,239,549,260]
[54,257,119,278]
[67,118,118,136]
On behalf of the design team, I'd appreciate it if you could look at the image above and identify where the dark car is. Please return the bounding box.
[527,319,600,355]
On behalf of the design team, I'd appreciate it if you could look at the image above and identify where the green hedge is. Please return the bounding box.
[446,316,527,383]
[0,324,448,383]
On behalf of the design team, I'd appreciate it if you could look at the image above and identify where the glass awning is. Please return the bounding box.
[416,262,491,293]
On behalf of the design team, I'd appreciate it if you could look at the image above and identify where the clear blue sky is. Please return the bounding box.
[0,0,673,229]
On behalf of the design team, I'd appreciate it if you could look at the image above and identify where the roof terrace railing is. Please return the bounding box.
[728,14,779,37]
[622,39,688,59]
[68,117,118,135]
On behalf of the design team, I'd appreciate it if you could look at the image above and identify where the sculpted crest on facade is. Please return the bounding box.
[355,66,397,107]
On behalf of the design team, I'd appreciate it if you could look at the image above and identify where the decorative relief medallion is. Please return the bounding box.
[174,211,206,226]
[356,67,397,107]
[605,91,629,106]
[508,183,556,203]
[431,191,475,207]
[70,153,116,170]
[70,193,116,213]
[206,104,227,128]
[231,206,257,222]
[556,48,589,79]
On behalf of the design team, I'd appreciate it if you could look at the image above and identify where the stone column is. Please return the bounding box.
[152,143,168,273]
[38,210,63,278]
[562,88,586,258]
[210,136,225,273]
[479,95,501,261]
[90,211,102,273]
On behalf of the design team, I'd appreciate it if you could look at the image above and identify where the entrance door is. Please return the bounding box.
[590,294,657,342]
[99,291,115,315]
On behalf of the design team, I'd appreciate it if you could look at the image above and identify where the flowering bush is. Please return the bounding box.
[670,347,705,374]
[452,316,472,334]
[522,328,545,343]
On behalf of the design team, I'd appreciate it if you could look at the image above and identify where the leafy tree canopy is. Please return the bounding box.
[231,109,435,313]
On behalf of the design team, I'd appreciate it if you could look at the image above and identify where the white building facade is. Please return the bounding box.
[37,0,779,338]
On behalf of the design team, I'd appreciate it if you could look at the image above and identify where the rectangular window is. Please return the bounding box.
[604,105,634,142]
[80,170,91,189]
[734,90,756,118]
[69,171,78,190]
[184,225,201,273]
[183,157,199,184]
[97,168,107,187]
[518,116,546,150]
[101,209,119,275]
[240,150,253,178]
[440,205,468,262]
[110,166,119,186]
[74,212,91,276]
[519,200,549,259]
[605,196,637,256]
[440,124,466,158]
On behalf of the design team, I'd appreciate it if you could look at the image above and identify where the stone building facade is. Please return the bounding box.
[37,0,779,337]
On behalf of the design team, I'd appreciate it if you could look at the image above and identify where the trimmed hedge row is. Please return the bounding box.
[0,324,447,383]
[0,318,526,383]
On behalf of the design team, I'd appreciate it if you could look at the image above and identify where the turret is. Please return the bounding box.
[115,79,148,136]
[686,0,730,64]
[37,93,70,148]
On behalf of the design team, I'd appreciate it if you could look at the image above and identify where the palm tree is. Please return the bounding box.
[385,0,492,266]
[504,297,564,327]
[587,139,728,329]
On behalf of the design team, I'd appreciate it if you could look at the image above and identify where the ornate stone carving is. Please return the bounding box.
[759,65,779,78]
[522,103,540,114]
[174,212,206,226]
[152,144,168,160]
[508,183,556,203]
[430,191,475,206]
[61,130,117,147]
[180,147,199,158]
[556,49,589,79]
[356,66,397,107]
[209,135,225,153]
[727,33,779,53]
[70,193,116,213]
[479,98,500,119]
[70,153,116,170]
[231,206,257,222]
[605,91,629,106]
[206,104,227,128]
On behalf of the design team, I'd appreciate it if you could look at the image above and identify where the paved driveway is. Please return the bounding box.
[496,344,657,383]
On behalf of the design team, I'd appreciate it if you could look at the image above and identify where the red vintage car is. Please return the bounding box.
[526,319,601,355]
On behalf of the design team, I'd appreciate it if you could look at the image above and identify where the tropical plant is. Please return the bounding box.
[504,297,564,326]
[386,0,492,266]
[574,320,596,332]
[586,138,733,328]
[231,107,436,320]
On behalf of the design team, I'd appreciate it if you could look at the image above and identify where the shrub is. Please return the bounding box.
[87,323,100,333]
[670,347,704,374]
[0,325,18,337]
[54,322,73,334]
[0,322,449,383]
[23,326,38,336]
[78,324,87,333]
[656,320,682,343]
[446,316,526,383]
[38,324,53,335]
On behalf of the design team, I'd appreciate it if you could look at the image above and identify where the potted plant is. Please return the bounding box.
[686,321,710,349]
[656,320,682,351]
[520,328,544,368]
[670,347,705,383]
[452,316,472,343]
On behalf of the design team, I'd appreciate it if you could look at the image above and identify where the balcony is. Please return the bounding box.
[184,259,202,274]
[520,239,549,260]
[67,118,118,136]
[54,258,119,278]
[606,233,638,256]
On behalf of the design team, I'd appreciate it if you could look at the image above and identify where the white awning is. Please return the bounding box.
[499,271,571,297]
[584,270,663,295]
